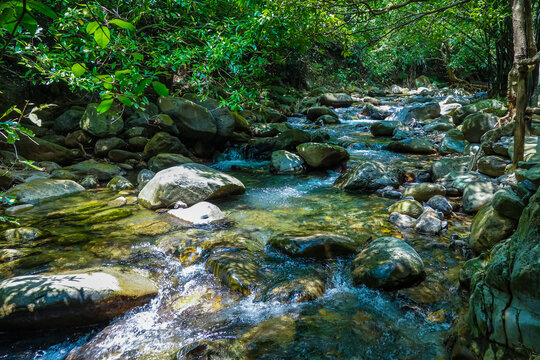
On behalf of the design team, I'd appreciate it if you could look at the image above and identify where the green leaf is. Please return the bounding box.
[152,81,169,96]
[72,63,86,77]
[96,99,113,114]
[109,19,135,31]
[86,21,99,34]
[27,113,41,126]
[27,0,56,18]
[132,53,144,61]
[134,78,152,95]
[117,95,133,106]
[94,27,111,47]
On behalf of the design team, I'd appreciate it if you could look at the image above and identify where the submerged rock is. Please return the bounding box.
[5,178,84,204]
[0,268,157,330]
[388,212,416,229]
[268,233,361,259]
[296,142,349,169]
[168,202,227,225]
[264,275,326,303]
[138,163,245,209]
[270,150,305,175]
[351,237,425,290]
[206,250,262,296]
[335,161,398,193]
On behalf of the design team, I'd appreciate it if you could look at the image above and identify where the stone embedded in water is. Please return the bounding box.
[335,161,399,193]
[108,196,127,208]
[370,121,401,137]
[319,93,353,108]
[4,204,34,216]
[0,268,158,330]
[267,233,362,259]
[205,249,262,296]
[240,316,296,358]
[306,106,338,121]
[82,208,132,224]
[3,227,42,243]
[168,202,227,226]
[5,178,84,204]
[351,237,425,290]
[296,142,349,169]
[264,275,326,303]
[387,199,424,218]
[270,150,305,175]
[106,175,134,191]
[362,103,392,120]
[386,138,435,154]
[403,183,446,202]
[414,208,447,235]
[388,212,416,229]
[469,205,517,253]
[138,163,245,209]
[426,195,453,217]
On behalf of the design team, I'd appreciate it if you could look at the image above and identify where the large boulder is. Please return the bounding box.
[270,150,305,175]
[209,107,235,139]
[439,129,466,155]
[362,103,391,120]
[5,136,77,165]
[61,160,124,181]
[334,161,398,193]
[477,155,510,177]
[468,187,540,354]
[462,180,497,213]
[319,93,353,108]
[306,106,338,121]
[351,237,425,290]
[79,103,124,138]
[453,99,505,125]
[158,97,217,140]
[53,108,84,133]
[386,138,435,154]
[142,132,188,160]
[491,188,525,220]
[431,157,472,182]
[461,113,497,143]
[405,102,440,122]
[469,205,517,253]
[148,153,193,172]
[5,178,84,204]
[138,163,246,209]
[268,233,360,259]
[296,142,349,169]
[403,183,446,202]
[0,268,157,330]
[370,121,401,137]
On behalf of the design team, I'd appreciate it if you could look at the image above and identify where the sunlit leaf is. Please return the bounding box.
[96,99,114,114]
[72,63,86,77]
[94,26,111,47]
[109,19,135,31]
[152,81,169,96]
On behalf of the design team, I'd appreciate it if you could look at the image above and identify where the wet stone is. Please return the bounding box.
[387,199,424,218]
[205,249,262,296]
[267,233,362,259]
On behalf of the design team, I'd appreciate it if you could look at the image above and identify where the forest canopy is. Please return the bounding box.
[0,0,517,109]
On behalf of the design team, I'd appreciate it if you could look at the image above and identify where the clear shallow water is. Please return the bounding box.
[0,101,471,360]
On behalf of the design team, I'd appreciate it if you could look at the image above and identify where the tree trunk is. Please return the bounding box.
[510,0,537,167]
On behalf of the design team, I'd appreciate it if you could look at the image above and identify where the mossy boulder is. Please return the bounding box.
[158,96,217,140]
[5,178,84,204]
[296,142,349,169]
[268,233,363,259]
[143,132,188,160]
[335,161,398,193]
[319,93,353,108]
[386,138,435,154]
[387,199,424,218]
[148,153,193,172]
[61,160,124,181]
[469,205,517,253]
[80,103,124,138]
[0,268,157,330]
[351,237,425,290]
[138,163,245,209]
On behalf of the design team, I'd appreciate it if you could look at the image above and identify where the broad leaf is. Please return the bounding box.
[86,21,99,34]
[94,27,111,47]
[96,99,114,114]
[152,81,169,96]
[72,63,86,77]
[109,19,135,31]
[117,95,133,106]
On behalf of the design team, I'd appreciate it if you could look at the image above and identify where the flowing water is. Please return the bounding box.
[0,98,472,360]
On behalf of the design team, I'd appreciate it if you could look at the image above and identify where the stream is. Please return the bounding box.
[0,98,473,360]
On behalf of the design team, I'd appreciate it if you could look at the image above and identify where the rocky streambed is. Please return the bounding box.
[0,86,539,359]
